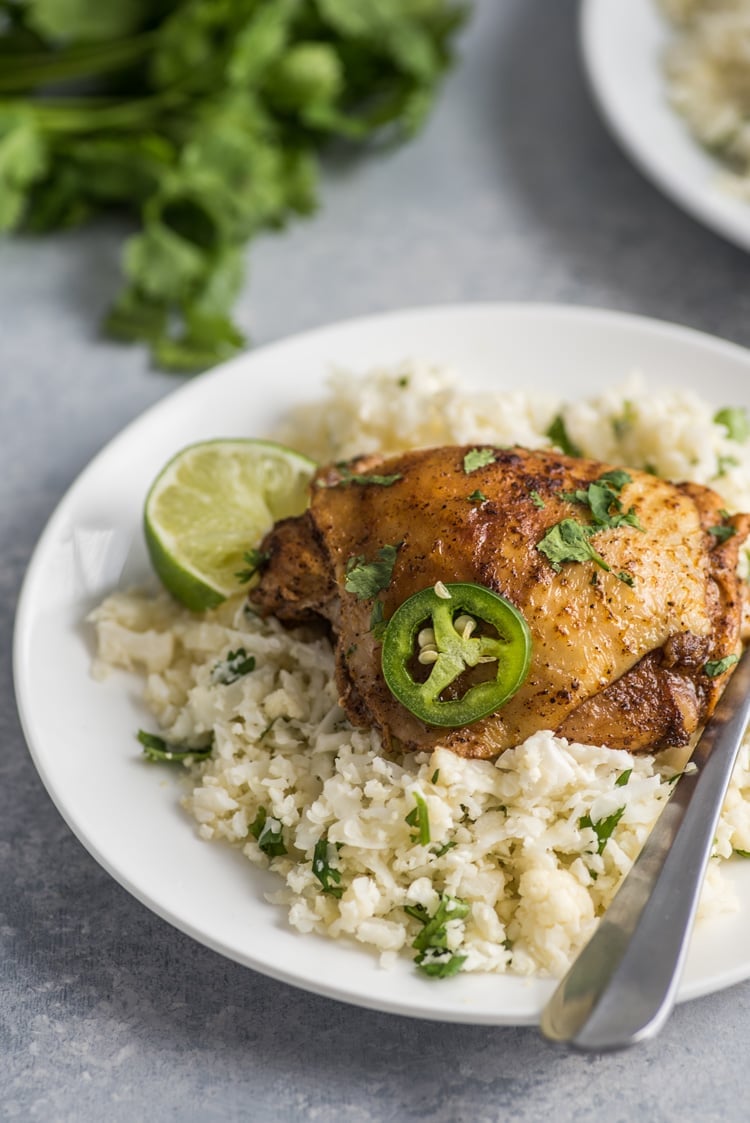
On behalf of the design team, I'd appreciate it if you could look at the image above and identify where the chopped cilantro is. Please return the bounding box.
[715,406,750,443]
[250,807,287,858]
[312,835,343,898]
[137,729,212,763]
[612,400,637,440]
[405,792,431,845]
[717,455,740,477]
[430,839,457,858]
[415,950,467,978]
[344,543,401,600]
[529,490,545,508]
[579,806,626,855]
[409,893,469,978]
[616,571,635,587]
[615,768,632,788]
[259,716,279,741]
[562,472,643,532]
[322,466,403,489]
[211,647,256,685]
[734,849,750,859]
[397,376,410,388]
[467,489,488,503]
[431,769,440,784]
[537,519,611,573]
[369,599,387,640]
[463,448,496,474]
[236,548,271,584]
[704,654,740,677]
[708,524,737,544]
[546,415,582,457]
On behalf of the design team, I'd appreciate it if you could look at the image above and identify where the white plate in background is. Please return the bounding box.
[13,303,750,1024]
[580,0,750,252]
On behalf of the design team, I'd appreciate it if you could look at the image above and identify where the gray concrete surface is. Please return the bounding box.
[4,2,750,1119]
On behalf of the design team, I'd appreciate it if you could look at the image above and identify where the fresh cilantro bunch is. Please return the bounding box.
[1,0,467,371]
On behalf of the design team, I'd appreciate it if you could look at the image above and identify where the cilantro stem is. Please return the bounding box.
[0,34,157,94]
[25,90,186,133]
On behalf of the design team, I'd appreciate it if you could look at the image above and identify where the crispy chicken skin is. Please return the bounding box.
[251,446,750,759]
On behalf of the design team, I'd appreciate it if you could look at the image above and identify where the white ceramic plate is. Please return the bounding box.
[580,0,750,253]
[14,303,750,1025]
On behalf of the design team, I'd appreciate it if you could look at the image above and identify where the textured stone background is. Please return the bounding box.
[4,2,750,1119]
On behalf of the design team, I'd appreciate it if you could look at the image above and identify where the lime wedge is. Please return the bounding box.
[144,439,316,611]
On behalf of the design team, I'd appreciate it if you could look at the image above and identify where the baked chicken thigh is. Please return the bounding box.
[251,445,750,759]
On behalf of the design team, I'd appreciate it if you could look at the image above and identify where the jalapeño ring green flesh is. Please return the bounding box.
[381,582,532,728]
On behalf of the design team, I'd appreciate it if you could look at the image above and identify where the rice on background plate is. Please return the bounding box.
[89,361,750,979]
[660,0,750,200]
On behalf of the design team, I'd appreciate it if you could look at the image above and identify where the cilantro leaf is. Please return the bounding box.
[615,768,632,788]
[708,524,737,544]
[345,543,401,600]
[312,835,343,898]
[322,466,403,489]
[546,415,581,457]
[405,792,431,845]
[579,806,626,855]
[562,471,643,532]
[715,407,750,443]
[463,448,496,473]
[467,489,487,503]
[704,654,740,677]
[529,490,545,508]
[250,807,287,858]
[408,892,469,978]
[211,648,256,685]
[137,729,212,763]
[537,519,611,573]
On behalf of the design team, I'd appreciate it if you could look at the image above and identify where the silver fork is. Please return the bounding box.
[540,648,750,1051]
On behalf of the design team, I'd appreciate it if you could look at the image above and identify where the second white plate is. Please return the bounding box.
[580,0,750,253]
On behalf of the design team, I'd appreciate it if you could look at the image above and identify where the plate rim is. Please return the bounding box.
[13,300,750,1024]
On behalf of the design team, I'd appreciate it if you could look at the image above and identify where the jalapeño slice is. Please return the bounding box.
[381,582,532,728]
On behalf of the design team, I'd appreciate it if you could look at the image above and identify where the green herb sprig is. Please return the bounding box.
[137,729,212,763]
[579,806,626,855]
[345,543,401,600]
[406,893,469,978]
[1,1,467,372]
[312,834,343,898]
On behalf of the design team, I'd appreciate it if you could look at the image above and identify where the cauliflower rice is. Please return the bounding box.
[91,360,750,978]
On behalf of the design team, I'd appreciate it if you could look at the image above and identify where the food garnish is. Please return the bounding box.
[137,730,212,763]
[579,806,626,856]
[405,792,431,845]
[250,808,287,858]
[380,582,532,728]
[715,407,750,443]
[143,438,314,611]
[705,655,740,677]
[344,544,401,601]
[211,648,256,685]
[1,1,467,371]
[463,448,497,473]
[407,893,470,978]
[312,835,343,898]
[546,415,581,457]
